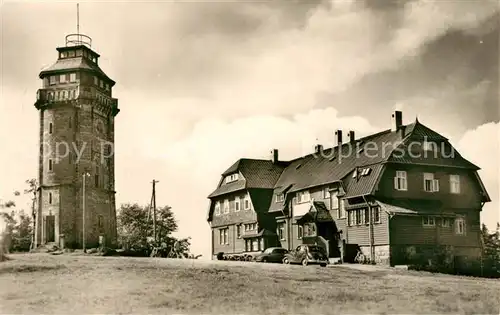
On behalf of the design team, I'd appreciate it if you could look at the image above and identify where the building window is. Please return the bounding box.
[70,73,77,82]
[68,50,75,58]
[60,51,67,58]
[275,194,284,202]
[98,215,103,230]
[297,225,303,239]
[372,207,381,223]
[297,190,310,203]
[48,192,52,204]
[441,217,451,227]
[105,83,110,91]
[356,210,362,225]
[450,175,460,194]
[244,223,257,232]
[330,190,339,210]
[235,197,240,212]
[219,228,229,245]
[363,209,369,225]
[424,173,439,192]
[422,216,435,227]
[100,80,104,89]
[303,223,316,237]
[244,197,251,210]
[48,159,53,171]
[236,225,242,238]
[49,76,56,85]
[223,200,229,214]
[455,218,465,235]
[95,165,100,188]
[214,201,220,216]
[60,74,67,83]
[277,222,286,240]
[323,187,330,199]
[94,76,99,85]
[394,171,407,191]
[225,173,239,183]
[49,123,53,134]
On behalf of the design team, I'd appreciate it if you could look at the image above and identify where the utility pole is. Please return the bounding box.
[152,180,159,244]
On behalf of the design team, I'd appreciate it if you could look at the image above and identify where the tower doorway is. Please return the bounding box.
[45,215,55,243]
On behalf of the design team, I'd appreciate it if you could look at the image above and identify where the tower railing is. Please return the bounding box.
[65,34,92,48]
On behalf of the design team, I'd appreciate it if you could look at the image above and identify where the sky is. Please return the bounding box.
[0,0,499,259]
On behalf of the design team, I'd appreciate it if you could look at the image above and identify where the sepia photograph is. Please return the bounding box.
[0,0,499,314]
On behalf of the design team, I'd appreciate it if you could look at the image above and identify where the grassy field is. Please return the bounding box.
[0,253,499,314]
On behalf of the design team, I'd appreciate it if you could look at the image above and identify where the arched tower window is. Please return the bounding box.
[49,123,53,134]
[48,159,53,171]
[49,192,52,204]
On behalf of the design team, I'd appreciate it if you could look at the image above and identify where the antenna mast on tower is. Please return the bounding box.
[65,3,92,48]
[77,3,80,36]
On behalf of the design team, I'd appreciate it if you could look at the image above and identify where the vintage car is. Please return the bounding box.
[282,244,328,267]
[253,247,288,263]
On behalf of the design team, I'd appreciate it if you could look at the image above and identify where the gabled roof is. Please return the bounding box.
[208,159,287,198]
[39,57,115,84]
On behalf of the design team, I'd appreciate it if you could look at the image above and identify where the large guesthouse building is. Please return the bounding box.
[206,111,490,266]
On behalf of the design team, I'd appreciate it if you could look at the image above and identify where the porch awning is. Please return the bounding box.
[376,199,457,217]
[242,229,276,239]
[295,201,333,223]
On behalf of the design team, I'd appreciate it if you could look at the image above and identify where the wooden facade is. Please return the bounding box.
[207,112,490,265]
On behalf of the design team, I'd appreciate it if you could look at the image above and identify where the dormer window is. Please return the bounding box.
[297,190,310,203]
[60,74,67,83]
[226,173,239,183]
[49,76,56,85]
[214,201,221,216]
[275,194,284,202]
[361,168,371,176]
[70,73,76,82]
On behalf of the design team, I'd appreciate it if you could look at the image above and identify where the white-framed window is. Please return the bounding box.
[244,196,251,210]
[214,201,220,216]
[424,173,439,192]
[441,217,451,227]
[372,207,381,223]
[49,76,56,85]
[394,171,408,191]
[355,209,362,225]
[330,190,339,210]
[323,187,330,199]
[455,217,465,235]
[275,194,284,202]
[339,198,345,218]
[450,175,460,194]
[219,228,229,245]
[297,225,303,239]
[223,200,229,214]
[244,223,257,231]
[362,209,368,225]
[297,190,310,203]
[422,216,435,227]
[303,223,316,237]
[225,173,239,183]
[277,222,286,240]
[70,73,76,82]
[361,168,371,176]
[235,197,241,212]
[60,74,67,83]
[236,224,242,238]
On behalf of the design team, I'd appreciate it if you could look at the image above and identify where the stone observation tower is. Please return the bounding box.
[34,13,119,249]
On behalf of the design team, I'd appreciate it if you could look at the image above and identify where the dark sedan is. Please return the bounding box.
[254,247,288,263]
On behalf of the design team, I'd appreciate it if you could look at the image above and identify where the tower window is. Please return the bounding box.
[68,50,75,58]
[49,192,52,204]
[49,76,56,85]
[70,73,76,82]
[49,123,53,134]
[76,49,83,57]
[48,159,53,171]
[95,165,100,188]
[60,74,67,83]
[60,52,67,58]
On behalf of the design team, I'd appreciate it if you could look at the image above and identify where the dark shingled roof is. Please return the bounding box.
[376,198,457,217]
[207,119,489,214]
[208,159,287,198]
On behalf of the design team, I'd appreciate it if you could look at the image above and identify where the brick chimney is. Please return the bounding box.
[391,111,403,131]
[271,149,279,164]
[348,130,355,142]
[335,130,343,147]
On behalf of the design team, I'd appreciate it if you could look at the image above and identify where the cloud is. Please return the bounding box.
[457,122,500,229]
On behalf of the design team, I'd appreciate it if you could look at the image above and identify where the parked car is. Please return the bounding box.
[282,244,328,267]
[254,247,289,263]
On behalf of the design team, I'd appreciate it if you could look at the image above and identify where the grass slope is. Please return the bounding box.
[0,253,499,314]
